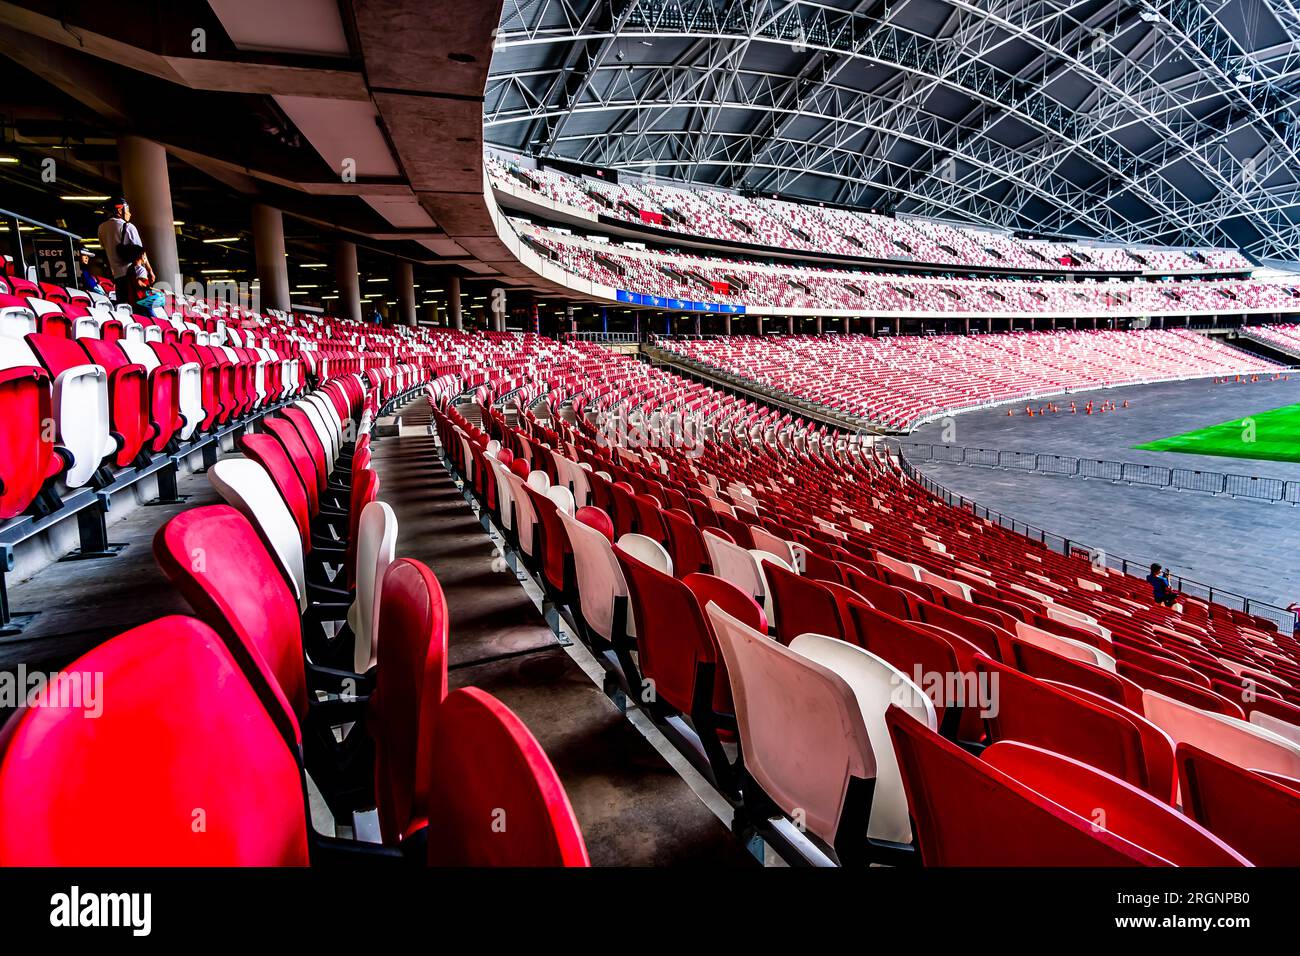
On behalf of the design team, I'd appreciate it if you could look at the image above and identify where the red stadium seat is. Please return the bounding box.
[424,688,589,867]
[886,708,1247,866]
[0,616,310,866]
[369,559,448,845]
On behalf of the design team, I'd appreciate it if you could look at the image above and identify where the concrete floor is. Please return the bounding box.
[368,400,755,867]
[909,376,1300,609]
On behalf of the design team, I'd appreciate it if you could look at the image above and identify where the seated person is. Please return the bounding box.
[1146,563,1177,608]
[77,248,105,295]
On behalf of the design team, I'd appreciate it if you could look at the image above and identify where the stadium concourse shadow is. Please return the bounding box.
[909,376,1300,608]
[370,399,756,867]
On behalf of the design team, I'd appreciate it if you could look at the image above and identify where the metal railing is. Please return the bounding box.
[563,331,641,344]
[889,445,1298,631]
[1,207,85,290]
[888,440,1300,504]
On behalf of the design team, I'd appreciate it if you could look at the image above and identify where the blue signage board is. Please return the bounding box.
[616,289,745,314]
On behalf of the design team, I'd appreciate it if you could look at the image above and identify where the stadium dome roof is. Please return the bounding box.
[485,0,1300,259]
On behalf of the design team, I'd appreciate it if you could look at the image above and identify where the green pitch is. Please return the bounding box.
[1134,403,1300,464]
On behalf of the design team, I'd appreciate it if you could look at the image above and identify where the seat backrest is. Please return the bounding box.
[370,559,448,845]
[487,455,515,530]
[765,561,845,645]
[982,741,1247,865]
[849,601,962,723]
[682,574,766,713]
[662,507,711,577]
[705,604,874,850]
[0,358,54,520]
[1005,635,1129,704]
[208,458,306,610]
[0,616,309,866]
[424,687,589,866]
[617,546,718,716]
[1045,680,1178,803]
[1251,710,1300,747]
[238,433,311,552]
[915,598,1004,660]
[153,505,306,743]
[979,655,1149,790]
[257,418,321,515]
[1121,663,1246,718]
[703,530,765,603]
[789,634,935,844]
[749,525,796,566]
[1142,689,1300,780]
[615,532,673,576]
[546,484,576,516]
[344,468,380,588]
[1016,620,1116,671]
[885,707,1171,866]
[844,572,916,620]
[1177,742,1300,866]
[350,500,399,673]
[282,406,330,491]
[558,507,629,643]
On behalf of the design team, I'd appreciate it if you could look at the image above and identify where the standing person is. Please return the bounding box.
[96,197,150,307]
[1146,563,1177,608]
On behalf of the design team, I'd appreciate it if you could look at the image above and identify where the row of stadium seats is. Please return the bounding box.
[522,226,1299,318]
[488,152,1255,275]
[430,339,1299,865]
[1241,321,1300,359]
[0,365,590,866]
[656,330,1282,428]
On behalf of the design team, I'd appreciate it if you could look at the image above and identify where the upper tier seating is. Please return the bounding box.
[521,225,1299,321]
[487,152,1255,275]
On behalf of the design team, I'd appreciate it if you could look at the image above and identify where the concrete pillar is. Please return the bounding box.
[118,135,180,291]
[815,316,823,335]
[251,204,290,312]
[868,316,877,336]
[446,273,463,330]
[842,316,850,334]
[787,316,795,335]
[333,240,362,323]
[394,260,416,326]
[724,313,732,335]
[567,302,577,335]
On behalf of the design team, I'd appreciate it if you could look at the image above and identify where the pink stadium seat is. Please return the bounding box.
[706,603,876,860]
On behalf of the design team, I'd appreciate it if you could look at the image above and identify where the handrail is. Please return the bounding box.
[1,206,86,291]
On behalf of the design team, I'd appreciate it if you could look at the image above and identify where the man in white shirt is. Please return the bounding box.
[96,197,148,303]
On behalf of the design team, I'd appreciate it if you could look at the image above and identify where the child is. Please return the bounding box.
[119,241,157,312]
